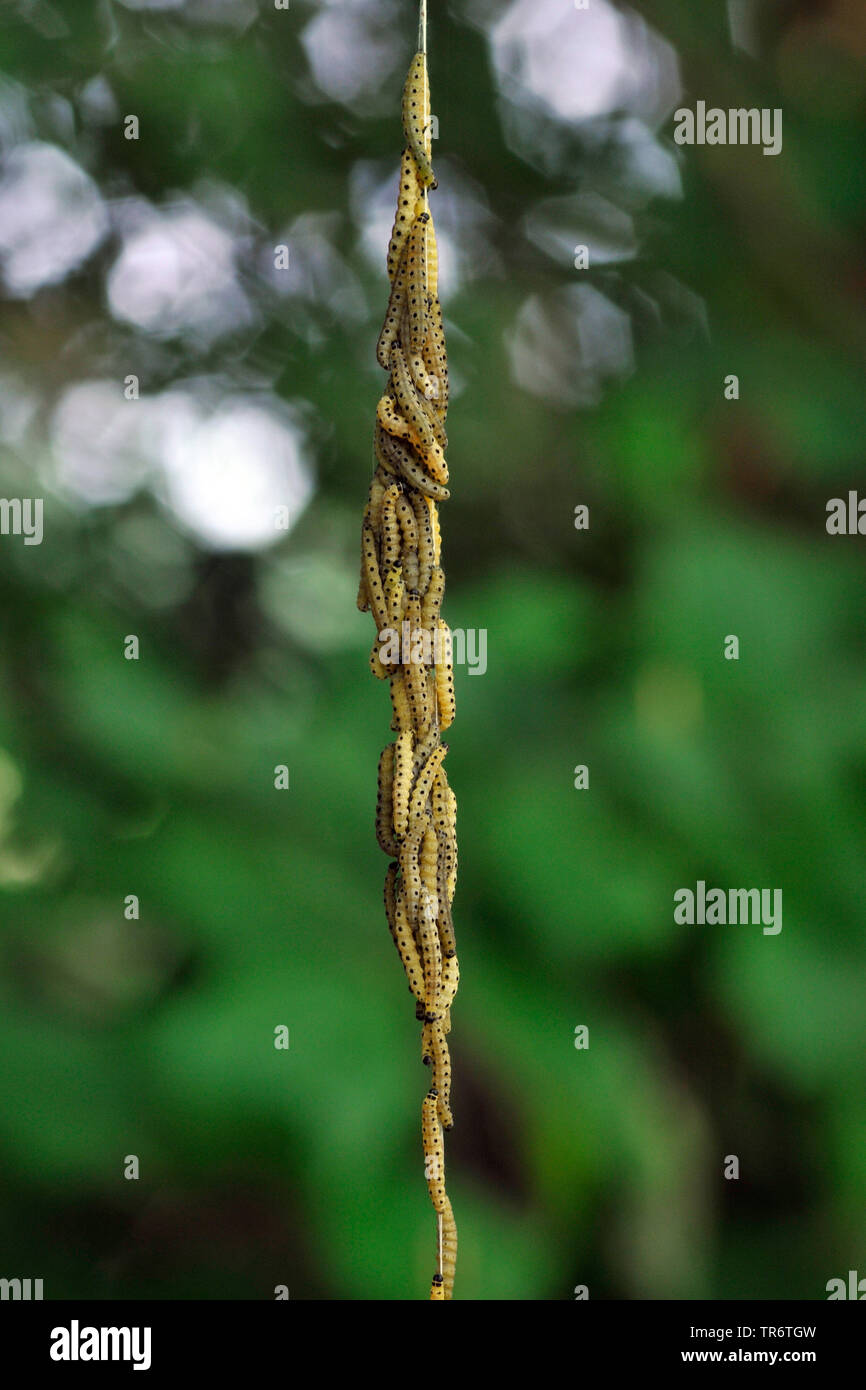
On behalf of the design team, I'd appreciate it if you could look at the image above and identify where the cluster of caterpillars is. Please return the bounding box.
[356,49,458,1302]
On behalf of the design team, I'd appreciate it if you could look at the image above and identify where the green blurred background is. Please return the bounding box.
[0,0,864,1300]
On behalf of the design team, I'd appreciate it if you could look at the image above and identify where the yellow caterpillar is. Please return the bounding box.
[393,727,414,839]
[376,745,398,856]
[410,743,448,826]
[422,1088,447,1212]
[434,619,455,731]
[402,53,435,188]
[419,887,443,1022]
[386,146,422,281]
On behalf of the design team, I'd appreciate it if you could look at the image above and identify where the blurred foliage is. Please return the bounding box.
[0,0,865,1300]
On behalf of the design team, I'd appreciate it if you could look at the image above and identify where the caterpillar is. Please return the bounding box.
[419,886,443,1021]
[441,1194,457,1300]
[419,822,439,900]
[436,834,457,958]
[422,1088,447,1212]
[384,563,405,627]
[399,815,427,925]
[389,672,412,732]
[392,887,426,1002]
[440,952,459,1008]
[387,146,422,281]
[376,393,413,442]
[427,497,441,565]
[376,746,399,856]
[410,743,448,826]
[393,728,414,839]
[411,492,435,594]
[434,619,455,731]
[360,24,460,1300]
[420,565,445,629]
[377,250,410,369]
[402,53,435,188]
[427,1018,453,1128]
[394,491,418,553]
[361,524,388,631]
[425,295,449,414]
[403,213,430,355]
[389,342,449,484]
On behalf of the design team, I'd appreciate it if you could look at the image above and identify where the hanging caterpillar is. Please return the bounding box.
[357,20,460,1300]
